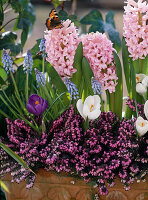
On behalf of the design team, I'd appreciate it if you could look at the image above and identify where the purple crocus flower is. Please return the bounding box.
[26,94,48,116]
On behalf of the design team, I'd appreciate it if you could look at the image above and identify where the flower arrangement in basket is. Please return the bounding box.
[0,0,148,198]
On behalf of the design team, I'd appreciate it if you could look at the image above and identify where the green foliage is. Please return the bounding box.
[113,51,123,119]
[0,0,35,53]
[58,10,79,26]
[82,57,94,100]
[80,10,121,52]
[0,32,22,56]
[122,37,130,94]
[72,42,83,93]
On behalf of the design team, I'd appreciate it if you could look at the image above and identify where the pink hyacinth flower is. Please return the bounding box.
[123,0,148,60]
[44,19,79,77]
[79,32,118,93]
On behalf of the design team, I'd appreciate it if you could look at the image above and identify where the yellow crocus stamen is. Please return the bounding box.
[141,122,144,127]
[90,104,94,112]
[35,101,39,105]
[136,76,140,83]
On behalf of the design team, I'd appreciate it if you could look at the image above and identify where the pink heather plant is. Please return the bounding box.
[80,32,118,93]
[44,19,79,77]
[123,0,148,60]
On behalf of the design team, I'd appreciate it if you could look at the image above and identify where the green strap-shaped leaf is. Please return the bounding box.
[0,142,34,174]
[45,63,69,105]
[0,180,10,193]
[122,37,130,94]
[82,57,94,101]
[113,51,123,119]
[129,62,136,100]
[72,42,83,93]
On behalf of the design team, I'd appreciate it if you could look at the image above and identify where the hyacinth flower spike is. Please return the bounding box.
[76,95,101,120]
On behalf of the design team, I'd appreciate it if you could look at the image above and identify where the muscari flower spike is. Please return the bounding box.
[39,38,47,58]
[64,77,79,100]
[91,77,102,95]
[2,49,14,74]
[35,68,46,87]
[23,50,33,74]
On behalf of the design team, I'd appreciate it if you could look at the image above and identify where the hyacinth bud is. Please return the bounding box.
[2,49,14,74]
[39,38,47,58]
[64,78,79,100]
[91,77,102,95]
[35,68,46,87]
[23,50,33,74]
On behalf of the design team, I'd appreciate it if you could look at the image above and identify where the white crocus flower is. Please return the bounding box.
[144,100,148,120]
[76,95,101,120]
[136,83,147,95]
[136,74,146,84]
[136,116,148,137]
[142,76,148,87]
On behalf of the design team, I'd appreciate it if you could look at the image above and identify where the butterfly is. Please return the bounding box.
[45,9,63,30]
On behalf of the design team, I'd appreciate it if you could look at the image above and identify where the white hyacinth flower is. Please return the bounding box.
[76,95,101,120]
[136,116,148,137]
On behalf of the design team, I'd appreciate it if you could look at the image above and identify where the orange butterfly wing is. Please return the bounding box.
[45,9,63,30]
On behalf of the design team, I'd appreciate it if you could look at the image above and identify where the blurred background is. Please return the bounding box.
[3,0,125,52]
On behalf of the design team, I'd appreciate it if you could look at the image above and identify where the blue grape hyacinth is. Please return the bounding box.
[91,77,102,95]
[35,68,46,87]
[39,38,47,58]
[2,49,14,74]
[23,50,33,74]
[64,78,79,100]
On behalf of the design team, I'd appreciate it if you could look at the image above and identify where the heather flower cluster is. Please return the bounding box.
[0,118,48,188]
[80,32,118,93]
[123,0,148,60]
[126,97,144,117]
[45,19,78,77]
[0,107,148,194]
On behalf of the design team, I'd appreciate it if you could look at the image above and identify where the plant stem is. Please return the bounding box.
[25,72,29,102]
[0,17,17,31]
[110,92,115,113]
[139,59,143,73]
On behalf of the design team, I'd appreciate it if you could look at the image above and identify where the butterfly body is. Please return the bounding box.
[46,9,63,30]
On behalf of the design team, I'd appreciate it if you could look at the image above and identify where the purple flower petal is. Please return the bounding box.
[35,104,43,116]
[26,104,37,115]
[42,100,48,112]
[27,94,48,116]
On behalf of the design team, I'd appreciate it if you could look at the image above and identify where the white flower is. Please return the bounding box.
[144,100,148,120]
[76,95,101,120]
[136,74,146,84]
[136,116,148,137]
[142,76,148,87]
[136,83,147,95]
